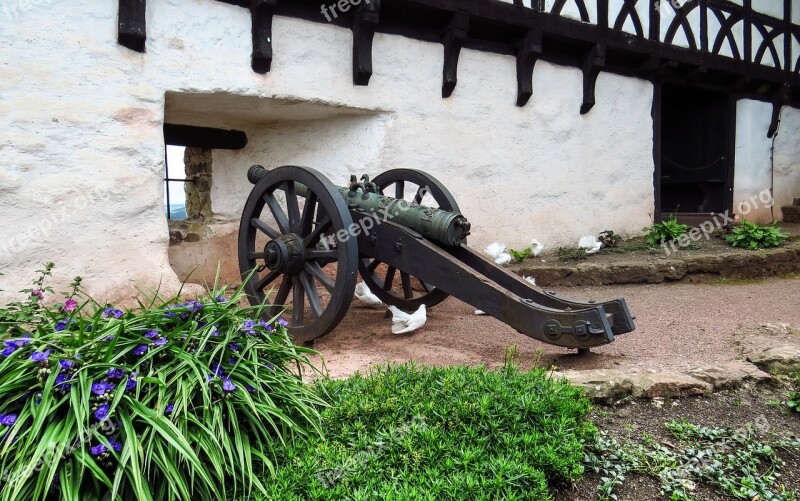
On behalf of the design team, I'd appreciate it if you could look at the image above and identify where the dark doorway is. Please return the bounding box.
[656,84,735,222]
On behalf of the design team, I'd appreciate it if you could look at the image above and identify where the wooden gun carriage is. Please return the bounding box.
[238,165,635,349]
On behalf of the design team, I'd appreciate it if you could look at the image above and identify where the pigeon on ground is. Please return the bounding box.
[474,309,487,315]
[484,242,512,265]
[388,305,427,334]
[522,275,536,286]
[578,234,602,254]
[529,239,544,257]
[354,281,382,306]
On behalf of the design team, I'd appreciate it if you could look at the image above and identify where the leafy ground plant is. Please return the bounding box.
[556,247,589,263]
[259,363,596,500]
[598,231,622,249]
[508,247,532,262]
[726,219,790,250]
[643,214,689,247]
[0,264,326,500]
[584,420,800,500]
[787,373,800,414]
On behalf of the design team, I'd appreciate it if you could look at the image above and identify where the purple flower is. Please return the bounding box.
[229,342,239,352]
[153,337,167,347]
[107,368,125,380]
[277,317,289,327]
[221,378,236,393]
[108,437,122,452]
[30,350,50,362]
[102,307,123,319]
[0,414,17,426]
[242,320,257,335]
[215,295,228,303]
[184,300,203,314]
[55,320,68,332]
[90,444,107,456]
[59,359,75,370]
[31,289,44,301]
[144,330,159,339]
[63,298,77,313]
[133,345,148,356]
[210,362,224,377]
[164,403,174,415]
[55,373,71,393]
[1,347,16,357]
[266,363,274,371]
[94,404,110,421]
[245,384,256,393]
[125,378,136,391]
[91,382,114,395]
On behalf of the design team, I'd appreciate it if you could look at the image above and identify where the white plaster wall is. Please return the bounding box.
[1,0,653,302]
[773,107,800,219]
[733,99,788,223]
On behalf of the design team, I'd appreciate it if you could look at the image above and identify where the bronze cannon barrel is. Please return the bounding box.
[247,165,471,246]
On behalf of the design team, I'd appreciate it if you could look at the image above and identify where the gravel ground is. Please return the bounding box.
[311,275,800,379]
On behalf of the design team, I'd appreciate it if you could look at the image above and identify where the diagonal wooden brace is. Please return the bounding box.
[442,12,469,98]
[352,0,381,86]
[580,44,606,114]
[516,28,543,107]
[250,0,277,74]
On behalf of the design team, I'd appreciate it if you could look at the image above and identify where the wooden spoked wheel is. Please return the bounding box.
[358,168,462,310]
[238,166,358,342]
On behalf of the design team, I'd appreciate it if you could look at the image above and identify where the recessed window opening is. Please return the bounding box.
[164,145,193,221]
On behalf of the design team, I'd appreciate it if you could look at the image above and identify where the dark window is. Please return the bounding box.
[164,145,192,220]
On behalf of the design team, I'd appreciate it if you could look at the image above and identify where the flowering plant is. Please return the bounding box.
[0,265,326,500]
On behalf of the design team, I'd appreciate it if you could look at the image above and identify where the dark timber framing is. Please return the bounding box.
[118,0,799,115]
[163,124,248,150]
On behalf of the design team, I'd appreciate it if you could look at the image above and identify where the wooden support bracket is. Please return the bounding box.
[118,0,147,53]
[352,0,380,86]
[515,28,543,107]
[580,44,606,114]
[767,82,791,138]
[442,12,469,98]
[250,0,276,74]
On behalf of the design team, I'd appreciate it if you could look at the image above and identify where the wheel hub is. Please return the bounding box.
[264,234,305,275]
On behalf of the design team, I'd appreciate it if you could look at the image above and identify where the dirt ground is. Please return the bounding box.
[310,275,800,379]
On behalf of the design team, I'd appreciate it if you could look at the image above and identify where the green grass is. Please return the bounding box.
[258,363,596,500]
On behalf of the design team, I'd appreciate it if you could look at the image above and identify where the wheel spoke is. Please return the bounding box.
[263,192,291,234]
[251,218,280,239]
[383,267,396,291]
[304,262,335,292]
[394,181,404,200]
[274,277,292,305]
[299,272,323,318]
[253,269,281,292]
[306,249,338,259]
[303,215,332,247]
[248,251,266,260]
[413,186,426,205]
[285,182,301,233]
[401,272,413,299]
[418,277,434,293]
[292,277,304,325]
[367,259,381,273]
[300,192,318,236]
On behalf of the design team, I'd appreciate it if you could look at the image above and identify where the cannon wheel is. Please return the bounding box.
[238,166,358,342]
[358,168,461,310]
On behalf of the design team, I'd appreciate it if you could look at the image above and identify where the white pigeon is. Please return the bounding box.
[474,309,487,315]
[522,275,536,286]
[529,239,544,257]
[354,281,382,306]
[578,234,602,254]
[388,305,427,334]
[484,242,512,265]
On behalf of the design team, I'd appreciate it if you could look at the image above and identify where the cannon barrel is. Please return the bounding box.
[247,165,471,246]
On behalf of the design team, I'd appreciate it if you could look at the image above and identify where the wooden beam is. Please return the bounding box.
[767,82,791,138]
[118,0,146,53]
[352,0,380,86]
[580,44,605,114]
[250,0,276,74]
[515,28,543,107]
[164,124,248,150]
[442,12,468,98]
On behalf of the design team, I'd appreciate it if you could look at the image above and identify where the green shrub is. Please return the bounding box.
[725,219,790,250]
[262,363,596,500]
[556,247,588,263]
[787,373,800,414]
[643,214,688,247]
[0,264,326,500]
[508,247,532,262]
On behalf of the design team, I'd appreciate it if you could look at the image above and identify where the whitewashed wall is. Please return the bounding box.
[734,99,800,223]
[0,0,794,302]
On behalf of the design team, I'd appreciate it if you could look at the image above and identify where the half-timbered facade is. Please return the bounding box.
[1,0,799,297]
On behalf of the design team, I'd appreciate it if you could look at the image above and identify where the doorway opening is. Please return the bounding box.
[656,83,735,224]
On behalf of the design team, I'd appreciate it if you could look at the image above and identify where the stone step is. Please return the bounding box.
[783,204,800,223]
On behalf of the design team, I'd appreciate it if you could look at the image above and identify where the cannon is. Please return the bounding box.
[238,165,635,349]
